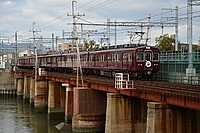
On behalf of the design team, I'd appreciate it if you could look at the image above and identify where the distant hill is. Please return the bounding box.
[0,43,48,53]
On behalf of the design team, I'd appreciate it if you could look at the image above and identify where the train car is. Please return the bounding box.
[17,45,160,79]
[82,45,160,78]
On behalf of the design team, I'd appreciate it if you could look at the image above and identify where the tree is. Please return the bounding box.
[84,40,99,51]
[155,34,175,52]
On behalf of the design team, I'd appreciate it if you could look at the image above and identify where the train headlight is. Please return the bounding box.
[145,61,151,67]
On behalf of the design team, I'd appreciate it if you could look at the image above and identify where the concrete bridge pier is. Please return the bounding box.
[30,77,35,104]
[146,102,200,133]
[48,81,65,120]
[62,83,74,123]
[172,106,200,133]
[105,93,132,133]
[16,73,24,98]
[146,102,172,133]
[72,87,106,133]
[131,98,147,133]
[23,76,31,102]
[34,77,48,112]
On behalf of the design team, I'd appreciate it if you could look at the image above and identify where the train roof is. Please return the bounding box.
[17,45,159,59]
[88,45,159,53]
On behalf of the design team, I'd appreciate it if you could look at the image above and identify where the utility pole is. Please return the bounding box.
[1,41,3,68]
[12,32,22,71]
[52,33,54,54]
[29,22,41,92]
[107,18,110,48]
[0,36,9,69]
[15,32,17,71]
[146,14,151,45]
[55,36,59,51]
[67,0,85,87]
[187,0,200,76]
[161,6,178,51]
[175,6,178,51]
[114,20,117,47]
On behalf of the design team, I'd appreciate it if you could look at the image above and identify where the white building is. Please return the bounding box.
[19,50,34,57]
[0,54,13,69]
[0,56,5,69]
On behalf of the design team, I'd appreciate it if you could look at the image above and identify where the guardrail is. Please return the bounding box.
[115,73,135,89]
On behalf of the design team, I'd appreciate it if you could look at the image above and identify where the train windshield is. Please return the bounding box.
[153,53,159,61]
[137,53,144,61]
[145,52,151,61]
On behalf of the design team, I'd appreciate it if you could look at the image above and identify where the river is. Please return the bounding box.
[0,94,72,133]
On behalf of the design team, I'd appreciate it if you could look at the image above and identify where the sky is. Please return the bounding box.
[0,0,200,48]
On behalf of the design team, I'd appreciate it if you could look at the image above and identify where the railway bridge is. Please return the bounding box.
[14,67,200,133]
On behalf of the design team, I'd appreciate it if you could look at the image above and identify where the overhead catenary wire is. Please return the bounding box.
[6,2,200,45]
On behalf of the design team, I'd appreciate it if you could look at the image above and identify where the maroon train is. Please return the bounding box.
[17,46,160,79]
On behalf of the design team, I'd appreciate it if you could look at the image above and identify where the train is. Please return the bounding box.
[17,45,160,79]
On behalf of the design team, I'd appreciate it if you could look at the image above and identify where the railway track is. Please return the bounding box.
[18,69,200,99]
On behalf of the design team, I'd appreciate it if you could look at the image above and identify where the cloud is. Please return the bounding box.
[0,0,199,45]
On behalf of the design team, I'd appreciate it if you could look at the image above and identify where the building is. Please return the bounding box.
[58,43,84,51]
[58,43,70,51]
[19,50,34,57]
[0,54,12,69]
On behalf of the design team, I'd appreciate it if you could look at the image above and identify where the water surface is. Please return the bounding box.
[0,95,72,133]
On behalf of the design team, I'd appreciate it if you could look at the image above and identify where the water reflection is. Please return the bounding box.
[0,95,72,133]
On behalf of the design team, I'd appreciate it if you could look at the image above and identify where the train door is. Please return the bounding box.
[144,50,152,70]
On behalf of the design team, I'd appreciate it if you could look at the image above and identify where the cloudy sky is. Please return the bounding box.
[0,0,200,46]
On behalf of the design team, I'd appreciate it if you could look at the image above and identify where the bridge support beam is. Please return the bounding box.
[146,102,200,133]
[172,106,200,133]
[105,93,132,133]
[30,77,35,104]
[34,77,48,112]
[131,98,147,133]
[62,84,73,123]
[16,73,24,98]
[72,87,106,133]
[48,81,65,120]
[146,102,172,133]
[23,76,30,102]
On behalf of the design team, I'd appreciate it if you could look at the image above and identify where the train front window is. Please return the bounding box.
[145,53,151,61]
[153,53,159,61]
[137,53,144,61]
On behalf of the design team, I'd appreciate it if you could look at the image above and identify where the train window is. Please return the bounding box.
[99,55,103,62]
[117,54,120,61]
[73,55,77,62]
[47,57,51,62]
[52,57,56,62]
[86,55,88,61]
[99,55,101,62]
[56,57,59,62]
[123,53,127,62]
[145,53,151,61]
[89,55,94,61]
[128,53,132,62]
[67,57,71,62]
[112,54,116,61]
[108,54,111,62]
[95,55,98,61]
[137,53,144,61]
[153,53,159,61]
[62,57,64,61]
[102,55,105,61]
